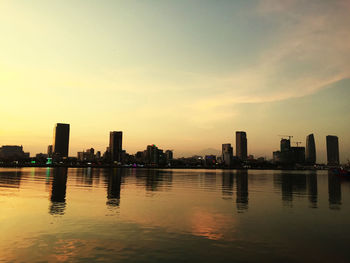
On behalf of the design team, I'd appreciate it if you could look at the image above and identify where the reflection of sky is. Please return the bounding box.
[190,209,235,240]
[0,1,349,161]
[1,168,350,262]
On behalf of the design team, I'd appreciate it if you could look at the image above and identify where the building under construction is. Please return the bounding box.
[273,136,305,165]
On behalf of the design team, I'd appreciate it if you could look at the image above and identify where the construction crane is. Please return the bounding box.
[293,141,302,147]
[278,135,293,140]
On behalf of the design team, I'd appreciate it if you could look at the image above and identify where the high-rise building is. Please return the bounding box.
[305,134,316,164]
[222,143,233,167]
[109,131,123,162]
[280,139,291,152]
[236,131,247,160]
[273,138,305,164]
[47,145,53,157]
[146,144,159,165]
[326,135,339,166]
[53,123,70,158]
[165,150,173,163]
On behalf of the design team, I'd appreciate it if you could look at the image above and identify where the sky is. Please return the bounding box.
[0,0,349,162]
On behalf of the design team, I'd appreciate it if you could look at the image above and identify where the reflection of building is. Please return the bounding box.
[222,172,234,197]
[328,172,341,209]
[106,169,122,207]
[0,145,29,160]
[50,168,68,215]
[326,135,339,166]
[305,134,316,164]
[274,172,318,207]
[109,131,123,163]
[236,131,247,160]
[53,123,70,158]
[236,170,248,212]
[278,172,307,204]
[0,169,22,188]
[222,144,233,167]
[307,173,318,208]
[135,169,173,192]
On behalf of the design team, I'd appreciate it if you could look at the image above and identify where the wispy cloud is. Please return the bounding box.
[189,0,350,117]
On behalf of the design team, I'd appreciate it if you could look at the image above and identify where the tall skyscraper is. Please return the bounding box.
[222,143,233,167]
[326,135,339,165]
[109,131,123,162]
[236,131,247,160]
[53,123,70,158]
[305,134,316,164]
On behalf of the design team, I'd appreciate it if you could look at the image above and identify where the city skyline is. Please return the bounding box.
[0,0,349,162]
[0,122,346,165]
[1,1,350,262]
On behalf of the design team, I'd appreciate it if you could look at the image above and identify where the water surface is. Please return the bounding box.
[1,168,349,262]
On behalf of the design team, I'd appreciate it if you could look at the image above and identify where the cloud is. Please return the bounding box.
[188,0,350,117]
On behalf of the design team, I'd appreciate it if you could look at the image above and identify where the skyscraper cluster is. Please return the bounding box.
[0,122,344,167]
[273,133,340,166]
[47,124,173,166]
[221,131,248,167]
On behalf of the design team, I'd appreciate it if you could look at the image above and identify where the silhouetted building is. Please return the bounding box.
[77,148,96,162]
[165,150,173,163]
[273,138,305,164]
[53,123,70,158]
[145,144,161,165]
[326,135,339,166]
[280,139,290,152]
[36,153,48,161]
[109,131,123,163]
[236,131,247,160]
[290,146,305,163]
[222,143,233,167]
[305,134,316,164]
[103,147,110,161]
[205,155,216,167]
[135,151,145,163]
[0,145,29,160]
[47,145,53,157]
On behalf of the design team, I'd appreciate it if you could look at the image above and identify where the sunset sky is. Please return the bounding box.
[0,0,349,162]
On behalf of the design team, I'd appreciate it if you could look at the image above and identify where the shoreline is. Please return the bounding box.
[0,164,327,171]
